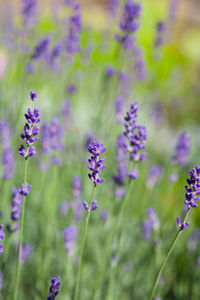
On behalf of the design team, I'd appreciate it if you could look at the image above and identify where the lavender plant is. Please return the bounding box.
[13,91,40,300]
[150,166,200,299]
[74,141,106,300]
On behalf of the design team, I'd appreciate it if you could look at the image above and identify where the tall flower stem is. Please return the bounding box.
[150,208,190,300]
[13,158,28,300]
[74,185,96,300]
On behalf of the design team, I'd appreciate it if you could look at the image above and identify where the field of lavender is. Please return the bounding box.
[0,0,200,299]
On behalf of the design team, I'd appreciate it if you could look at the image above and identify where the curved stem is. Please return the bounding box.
[74,185,96,300]
[150,208,190,300]
[13,158,28,300]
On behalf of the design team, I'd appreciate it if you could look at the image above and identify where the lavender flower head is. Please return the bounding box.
[116,0,143,50]
[0,121,15,179]
[30,90,37,101]
[172,131,191,165]
[31,35,51,60]
[123,102,147,162]
[115,97,124,124]
[155,21,167,48]
[108,0,119,18]
[88,141,107,186]
[184,166,200,209]
[142,208,160,240]
[47,276,61,300]
[72,176,82,199]
[22,0,37,27]
[65,4,82,54]
[63,225,78,255]
[146,165,164,188]
[0,225,5,255]
[20,243,34,264]
[19,92,40,159]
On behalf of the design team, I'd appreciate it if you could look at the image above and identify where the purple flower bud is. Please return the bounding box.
[88,141,106,186]
[92,200,98,211]
[30,90,37,101]
[128,168,139,180]
[82,201,89,212]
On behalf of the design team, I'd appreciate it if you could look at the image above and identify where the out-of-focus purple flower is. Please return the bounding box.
[47,276,61,300]
[26,63,36,73]
[41,118,64,163]
[172,131,191,165]
[197,257,200,268]
[113,164,128,186]
[19,97,40,159]
[88,141,107,186]
[146,165,164,188]
[65,4,82,54]
[187,229,200,253]
[2,148,15,179]
[177,217,190,231]
[155,21,167,47]
[63,225,78,255]
[11,187,23,221]
[82,201,89,212]
[184,166,200,209]
[0,121,15,179]
[67,84,77,95]
[115,97,124,124]
[31,35,51,60]
[169,0,179,21]
[116,0,142,50]
[108,0,119,18]
[49,41,64,67]
[0,225,5,255]
[110,254,120,267]
[84,132,95,150]
[30,90,37,101]
[169,173,179,183]
[134,46,148,81]
[142,209,160,240]
[72,175,82,199]
[0,272,3,290]
[123,102,147,162]
[22,0,37,27]
[106,66,115,78]
[128,168,139,180]
[123,261,132,270]
[75,201,83,221]
[60,201,71,216]
[100,209,109,222]
[20,243,34,263]
[114,187,126,198]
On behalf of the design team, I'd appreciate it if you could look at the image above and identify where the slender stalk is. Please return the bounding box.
[74,185,96,300]
[13,158,28,300]
[150,208,190,300]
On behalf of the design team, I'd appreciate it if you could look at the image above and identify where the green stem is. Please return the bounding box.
[74,185,96,300]
[13,158,28,300]
[150,208,190,300]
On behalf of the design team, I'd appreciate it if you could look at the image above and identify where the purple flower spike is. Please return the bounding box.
[177,217,190,231]
[30,91,37,101]
[47,276,61,300]
[19,92,40,159]
[82,201,89,212]
[172,131,191,165]
[0,225,5,255]
[184,166,200,209]
[88,141,107,186]
[63,225,78,255]
[116,0,143,49]
[92,200,99,211]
